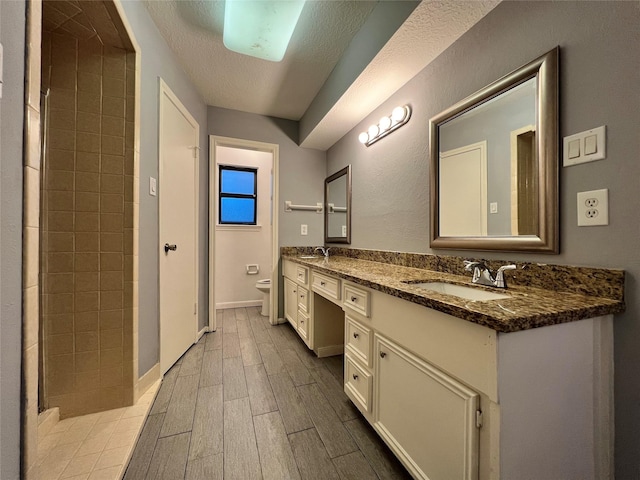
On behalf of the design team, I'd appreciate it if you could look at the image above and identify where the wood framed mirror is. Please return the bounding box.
[325,165,352,244]
[429,47,559,253]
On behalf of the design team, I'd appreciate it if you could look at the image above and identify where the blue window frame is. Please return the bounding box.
[219,165,257,225]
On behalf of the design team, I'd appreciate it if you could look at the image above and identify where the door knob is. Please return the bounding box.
[164,243,177,253]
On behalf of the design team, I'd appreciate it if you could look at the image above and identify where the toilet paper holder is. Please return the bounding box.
[246,264,259,275]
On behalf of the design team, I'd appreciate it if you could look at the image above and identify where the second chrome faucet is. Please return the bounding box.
[314,246,331,259]
[464,260,516,289]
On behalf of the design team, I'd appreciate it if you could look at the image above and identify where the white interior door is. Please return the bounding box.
[159,79,199,374]
[439,141,488,236]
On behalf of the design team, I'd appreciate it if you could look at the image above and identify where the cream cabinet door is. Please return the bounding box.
[373,334,480,480]
[284,278,298,328]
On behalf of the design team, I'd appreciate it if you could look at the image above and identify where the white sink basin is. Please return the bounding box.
[409,282,511,301]
[300,255,320,259]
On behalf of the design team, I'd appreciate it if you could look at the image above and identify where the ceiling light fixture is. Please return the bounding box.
[223,0,306,62]
[358,105,412,146]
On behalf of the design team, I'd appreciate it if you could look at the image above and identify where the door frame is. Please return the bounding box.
[209,136,280,331]
[158,78,200,373]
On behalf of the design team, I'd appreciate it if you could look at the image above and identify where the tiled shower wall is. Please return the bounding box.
[41,30,135,417]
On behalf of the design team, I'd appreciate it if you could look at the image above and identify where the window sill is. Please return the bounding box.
[216,224,262,232]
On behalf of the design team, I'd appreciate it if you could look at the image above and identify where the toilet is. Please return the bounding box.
[255,279,271,317]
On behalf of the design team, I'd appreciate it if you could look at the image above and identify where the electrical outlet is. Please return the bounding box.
[300,224,308,236]
[490,202,498,214]
[577,189,608,226]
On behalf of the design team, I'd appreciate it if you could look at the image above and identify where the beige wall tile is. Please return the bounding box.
[101,347,123,368]
[77,111,101,135]
[47,293,74,315]
[75,272,99,293]
[101,155,123,175]
[49,108,76,131]
[49,128,76,151]
[75,351,99,372]
[100,252,123,271]
[124,281,134,309]
[124,149,134,176]
[100,366,123,388]
[123,229,132,255]
[100,386,124,410]
[100,309,123,331]
[48,232,74,252]
[100,174,123,194]
[100,290,122,310]
[48,393,77,419]
[75,331,99,352]
[77,71,101,94]
[101,134,124,156]
[75,232,99,252]
[47,170,74,191]
[103,77,124,98]
[125,71,134,96]
[100,329,122,350]
[23,286,39,349]
[76,131,101,153]
[50,65,77,90]
[124,176,133,201]
[75,252,99,272]
[75,291,99,312]
[100,232,123,252]
[75,372,100,392]
[76,192,99,212]
[78,52,102,75]
[48,252,73,272]
[48,334,74,356]
[48,148,75,172]
[48,354,75,396]
[100,213,123,233]
[101,116,124,137]
[103,55,125,79]
[100,194,123,214]
[76,172,99,192]
[125,122,134,149]
[74,390,104,417]
[75,212,99,232]
[102,96,125,118]
[48,313,74,335]
[124,203,133,228]
[78,90,101,114]
[100,271,123,291]
[48,211,73,231]
[125,96,134,122]
[49,87,76,111]
[75,311,99,333]
[77,151,100,173]
[47,190,73,212]
[46,273,74,294]
[124,255,133,281]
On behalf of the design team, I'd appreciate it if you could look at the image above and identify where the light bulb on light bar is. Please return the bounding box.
[223,0,306,62]
[358,105,412,147]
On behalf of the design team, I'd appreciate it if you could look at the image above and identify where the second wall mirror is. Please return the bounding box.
[325,165,352,244]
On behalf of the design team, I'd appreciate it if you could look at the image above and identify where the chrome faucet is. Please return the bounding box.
[464,260,516,289]
[314,246,331,259]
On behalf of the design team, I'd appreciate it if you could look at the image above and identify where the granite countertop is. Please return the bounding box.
[283,254,625,333]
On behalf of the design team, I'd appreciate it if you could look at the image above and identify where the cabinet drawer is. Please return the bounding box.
[346,316,372,367]
[345,354,372,413]
[298,286,309,313]
[312,272,340,302]
[343,283,370,318]
[297,310,310,343]
[296,266,309,286]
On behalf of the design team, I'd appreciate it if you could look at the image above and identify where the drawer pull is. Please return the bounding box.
[300,294,304,298]
[320,281,326,286]
[351,296,357,302]
[352,374,358,380]
[380,351,387,358]
[300,319,304,324]
[353,332,359,339]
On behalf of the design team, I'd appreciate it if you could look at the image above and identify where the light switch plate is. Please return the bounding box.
[300,224,308,236]
[563,125,606,166]
[577,189,608,226]
[149,177,157,196]
[490,202,498,214]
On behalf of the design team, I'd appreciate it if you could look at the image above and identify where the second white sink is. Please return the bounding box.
[409,282,511,301]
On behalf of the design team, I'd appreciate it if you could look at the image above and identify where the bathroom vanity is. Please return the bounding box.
[281,249,624,480]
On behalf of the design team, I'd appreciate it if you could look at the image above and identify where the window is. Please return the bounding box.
[219,165,257,225]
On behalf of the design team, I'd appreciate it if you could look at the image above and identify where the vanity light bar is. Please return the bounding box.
[358,105,412,147]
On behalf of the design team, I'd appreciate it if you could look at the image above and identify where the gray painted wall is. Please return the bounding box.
[119,1,208,376]
[327,2,640,477]
[0,1,25,477]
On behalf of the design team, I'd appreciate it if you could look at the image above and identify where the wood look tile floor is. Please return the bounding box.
[123,307,412,480]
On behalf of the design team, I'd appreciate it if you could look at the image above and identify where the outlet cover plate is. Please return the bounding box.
[577,189,608,226]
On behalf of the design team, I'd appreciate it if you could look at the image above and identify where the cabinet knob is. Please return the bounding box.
[300,294,304,298]
[352,374,358,380]
[380,351,387,358]
[353,332,359,339]
[320,281,326,286]
[300,319,304,324]
[351,296,357,302]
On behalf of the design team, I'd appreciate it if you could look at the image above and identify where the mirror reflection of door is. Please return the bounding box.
[439,141,488,237]
[510,126,538,235]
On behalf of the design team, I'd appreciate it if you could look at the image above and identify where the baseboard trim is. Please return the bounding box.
[135,362,161,403]
[316,344,344,358]
[217,300,262,309]
[196,325,209,342]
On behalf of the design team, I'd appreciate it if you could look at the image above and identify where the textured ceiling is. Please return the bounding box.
[144,0,501,150]
[143,0,377,120]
